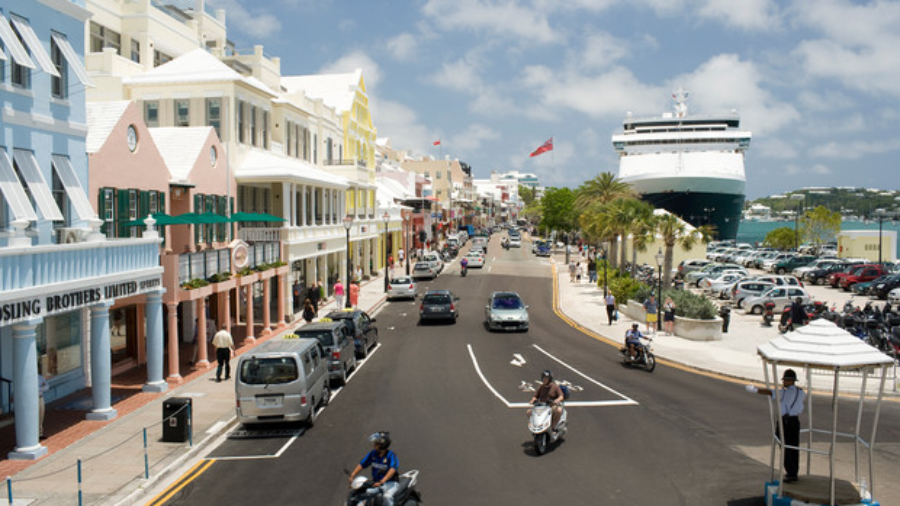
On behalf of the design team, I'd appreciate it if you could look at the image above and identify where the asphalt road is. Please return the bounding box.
[150,234,900,506]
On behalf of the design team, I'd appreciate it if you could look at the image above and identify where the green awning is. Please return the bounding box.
[124,213,188,227]
[172,212,230,225]
[231,212,286,223]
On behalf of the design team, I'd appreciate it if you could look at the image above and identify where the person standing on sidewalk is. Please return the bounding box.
[212,327,234,382]
[663,297,676,336]
[568,260,577,282]
[643,295,658,334]
[38,370,49,440]
[587,257,597,284]
[302,299,316,323]
[398,248,405,267]
[308,282,320,317]
[605,293,616,325]
[746,369,805,483]
[334,280,346,308]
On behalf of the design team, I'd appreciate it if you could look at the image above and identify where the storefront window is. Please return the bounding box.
[36,311,83,379]
[110,306,137,365]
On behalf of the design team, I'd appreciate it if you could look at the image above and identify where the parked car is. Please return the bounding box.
[419,290,459,323]
[871,274,900,300]
[484,292,530,332]
[751,251,779,270]
[677,259,711,278]
[730,280,776,308]
[412,261,437,280]
[792,258,843,279]
[421,251,444,273]
[755,275,804,288]
[826,264,876,288]
[771,255,816,275]
[700,272,747,294]
[803,262,854,286]
[294,321,357,387]
[465,252,485,268]
[744,287,812,315]
[324,308,379,359]
[685,264,745,287]
[839,265,889,291]
[387,276,417,300]
[762,252,797,272]
[888,287,900,306]
[534,241,551,256]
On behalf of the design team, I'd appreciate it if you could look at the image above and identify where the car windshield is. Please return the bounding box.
[298,330,336,347]
[392,277,412,284]
[423,294,451,304]
[240,357,299,385]
[492,296,523,309]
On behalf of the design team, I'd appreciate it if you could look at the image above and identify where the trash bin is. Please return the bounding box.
[162,397,192,443]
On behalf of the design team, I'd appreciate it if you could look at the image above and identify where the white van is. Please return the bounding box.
[422,251,443,273]
[235,336,330,427]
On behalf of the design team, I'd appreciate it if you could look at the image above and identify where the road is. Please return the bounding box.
[147,234,900,506]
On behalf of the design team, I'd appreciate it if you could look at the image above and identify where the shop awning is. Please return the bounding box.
[230,212,286,223]
[174,212,231,224]
[0,14,35,69]
[0,150,37,222]
[13,149,63,221]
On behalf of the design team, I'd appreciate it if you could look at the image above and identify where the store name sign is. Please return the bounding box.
[1,278,162,326]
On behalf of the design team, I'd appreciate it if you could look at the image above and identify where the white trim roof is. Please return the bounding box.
[148,127,215,183]
[86,101,131,154]
[757,319,894,370]
[235,150,348,188]
[124,49,278,96]
[281,69,362,113]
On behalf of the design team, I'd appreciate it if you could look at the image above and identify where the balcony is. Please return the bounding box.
[178,242,280,284]
[0,238,161,293]
[322,159,371,184]
[240,225,344,244]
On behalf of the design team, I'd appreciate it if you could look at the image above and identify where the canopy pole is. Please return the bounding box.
[854,369,868,483]
[763,360,777,483]
[805,367,813,475]
[829,369,840,506]
[772,362,786,496]
[868,365,888,500]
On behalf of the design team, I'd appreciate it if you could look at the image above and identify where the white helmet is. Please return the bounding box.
[351,476,369,490]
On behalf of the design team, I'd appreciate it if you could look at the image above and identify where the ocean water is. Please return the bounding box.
[736,220,900,250]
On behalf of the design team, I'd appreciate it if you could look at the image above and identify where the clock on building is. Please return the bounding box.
[127,125,138,152]
[232,242,249,269]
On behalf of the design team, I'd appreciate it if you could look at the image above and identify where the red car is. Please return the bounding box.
[827,264,874,288]
[838,265,888,291]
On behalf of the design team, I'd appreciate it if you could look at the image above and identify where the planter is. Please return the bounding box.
[673,315,723,341]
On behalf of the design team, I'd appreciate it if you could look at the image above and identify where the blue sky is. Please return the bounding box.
[208,0,900,199]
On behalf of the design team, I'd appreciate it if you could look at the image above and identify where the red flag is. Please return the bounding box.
[433,140,441,146]
[529,137,553,157]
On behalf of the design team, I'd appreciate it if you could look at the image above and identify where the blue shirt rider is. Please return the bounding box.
[349,432,400,505]
[625,323,647,361]
[460,257,469,269]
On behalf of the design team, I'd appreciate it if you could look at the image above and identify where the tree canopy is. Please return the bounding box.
[539,187,578,232]
[800,205,841,247]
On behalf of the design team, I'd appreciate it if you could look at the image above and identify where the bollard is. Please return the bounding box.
[143,428,149,479]
[77,458,83,506]
[188,403,193,447]
[7,476,12,505]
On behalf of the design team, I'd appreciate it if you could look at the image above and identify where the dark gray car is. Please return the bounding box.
[295,321,357,387]
[419,290,459,323]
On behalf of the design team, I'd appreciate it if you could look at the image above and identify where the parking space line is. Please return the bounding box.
[532,344,637,405]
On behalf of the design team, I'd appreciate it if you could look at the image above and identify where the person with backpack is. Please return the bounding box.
[527,370,565,434]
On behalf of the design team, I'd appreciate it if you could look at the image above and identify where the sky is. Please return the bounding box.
[206,0,900,200]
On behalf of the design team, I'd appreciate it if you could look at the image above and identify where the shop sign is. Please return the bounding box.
[0,277,162,327]
[318,242,326,250]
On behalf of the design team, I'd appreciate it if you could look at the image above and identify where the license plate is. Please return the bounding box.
[257,396,282,408]
[431,307,442,312]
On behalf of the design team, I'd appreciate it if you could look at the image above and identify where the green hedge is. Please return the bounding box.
[664,289,718,320]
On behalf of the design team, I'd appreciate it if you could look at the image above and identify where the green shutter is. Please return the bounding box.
[98,187,108,236]
[139,190,150,223]
[158,191,167,247]
[117,189,130,238]
[194,193,202,244]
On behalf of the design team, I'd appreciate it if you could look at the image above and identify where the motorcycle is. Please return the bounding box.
[620,338,656,372]
[528,402,567,455]
[347,470,422,506]
[460,264,467,277]
[761,301,776,327]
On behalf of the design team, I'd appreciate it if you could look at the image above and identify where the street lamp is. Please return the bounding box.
[405,214,411,276]
[382,211,390,293]
[654,248,664,332]
[790,194,805,250]
[603,243,609,298]
[342,215,354,308]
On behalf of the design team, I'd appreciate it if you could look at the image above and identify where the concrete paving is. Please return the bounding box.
[2,251,898,505]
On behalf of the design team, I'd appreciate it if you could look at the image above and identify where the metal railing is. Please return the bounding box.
[179,248,231,284]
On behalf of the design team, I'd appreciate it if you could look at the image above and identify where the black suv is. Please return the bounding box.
[804,262,850,286]
[871,274,900,300]
[324,308,379,359]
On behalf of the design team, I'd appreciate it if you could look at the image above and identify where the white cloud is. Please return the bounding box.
[697,0,781,30]
[387,33,418,61]
[783,163,832,176]
[422,0,559,44]
[754,138,799,161]
[809,138,900,160]
[207,0,281,39]
[318,51,383,88]
[450,124,502,152]
[577,32,629,70]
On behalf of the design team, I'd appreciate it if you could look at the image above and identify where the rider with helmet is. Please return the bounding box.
[460,256,468,273]
[348,432,400,505]
[625,323,647,361]
[528,370,565,432]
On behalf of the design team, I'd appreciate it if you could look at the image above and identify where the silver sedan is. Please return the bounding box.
[485,291,529,332]
[387,276,417,300]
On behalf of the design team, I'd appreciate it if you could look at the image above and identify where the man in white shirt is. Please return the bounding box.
[212,328,235,382]
[747,369,805,483]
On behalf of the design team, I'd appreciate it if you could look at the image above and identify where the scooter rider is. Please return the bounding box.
[460,256,468,275]
[625,323,647,361]
[528,370,565,432]
[348,432,400,506]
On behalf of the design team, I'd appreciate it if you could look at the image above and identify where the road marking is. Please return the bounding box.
[213,430,303,461]
[532,344,637,405]
[206,421,226,435]
[145,458,215,506]
[467,344,638,409]
[511,353,526,367]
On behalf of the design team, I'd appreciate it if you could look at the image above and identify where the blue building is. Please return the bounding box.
[0,0,164,460]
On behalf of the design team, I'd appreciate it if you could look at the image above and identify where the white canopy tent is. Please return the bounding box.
[757,319,894,505]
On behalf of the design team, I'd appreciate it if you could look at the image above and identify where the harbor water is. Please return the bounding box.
[736,220,900,251]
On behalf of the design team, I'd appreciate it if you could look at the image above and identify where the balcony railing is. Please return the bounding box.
[240,225,344,244]
[178,243,281,284]
[323,159,367,168]
[0,238,161,293]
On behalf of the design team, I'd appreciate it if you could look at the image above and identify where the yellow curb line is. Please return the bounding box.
[145,458,216,506]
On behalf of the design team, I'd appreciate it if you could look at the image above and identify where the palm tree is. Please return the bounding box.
[574,172,633,211]
[654,212,714,287]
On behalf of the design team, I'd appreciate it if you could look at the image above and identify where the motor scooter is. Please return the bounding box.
[346,470,422,506]
[460,264,467,277]
[528,402,567,455]
[619,338,656,372]
[761,301,776,327]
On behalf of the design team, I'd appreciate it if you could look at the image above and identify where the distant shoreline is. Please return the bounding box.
[736,220,900,249]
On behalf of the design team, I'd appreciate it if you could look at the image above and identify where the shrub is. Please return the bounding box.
[664,289,717,320]
[181,278,209,290]
[610,276,647,306]
[208,272,231,283]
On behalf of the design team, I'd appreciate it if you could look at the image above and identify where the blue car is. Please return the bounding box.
[535,243,551,257]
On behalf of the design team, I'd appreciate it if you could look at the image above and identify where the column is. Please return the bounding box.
[301,185,308,226]
[8,319,47,460]
[277,274,288,327]
[166,302,182,383]
[290,184,297,226]
[196,297,209,367]
[261,278,272,337]
[223,289,232,335]
[87,302,118,421]
[311,186,318,225]
[281,182,291,225]
[245,284,256,344]
[143,290,168,393]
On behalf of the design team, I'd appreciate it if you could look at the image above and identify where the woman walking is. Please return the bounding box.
[302,299,315,323]
[663,297,676,335]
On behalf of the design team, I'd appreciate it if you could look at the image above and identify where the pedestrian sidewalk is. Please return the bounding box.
[551,256,900,396]
[0,272,392,506]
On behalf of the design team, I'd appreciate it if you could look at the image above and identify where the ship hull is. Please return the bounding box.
[638,190,744,240]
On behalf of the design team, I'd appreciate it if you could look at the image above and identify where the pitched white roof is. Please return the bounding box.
[148,127,214,183]
[124,49,278,96]
[86,101,131,154]
[235,150,348,188]
[281,69,362,113]
[757,319,894,370]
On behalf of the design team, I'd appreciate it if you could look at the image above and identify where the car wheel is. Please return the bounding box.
[815,277,825,285]
[358,342,368,359]
[319,385,331,407]
[777,268,786,275]
[751,305,763,315]
[736,299,744,309]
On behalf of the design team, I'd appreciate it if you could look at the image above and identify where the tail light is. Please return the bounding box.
[301,395,307,406]
[450,303,456,311]
[420,304,424,311]
[236,399,241,409]
[332,351,341,360]
[388,285,393,290]
[409,284,414,289]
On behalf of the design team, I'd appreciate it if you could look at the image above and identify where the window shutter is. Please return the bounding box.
[139,190,150,221]
[158,191,167,247]
[98,187,108,236]
[117,189,130,237]
[194,193,202,244]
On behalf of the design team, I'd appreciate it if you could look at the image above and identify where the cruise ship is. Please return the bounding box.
[612,91,751,240]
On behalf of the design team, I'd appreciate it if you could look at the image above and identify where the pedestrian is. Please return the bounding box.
[350,280,360,308]
[302,298,315,323]
[398,248,405,266]
[308,282,320,317]
[663,297,676,335]
[789,297,807,331]
[643,295,658,334]
[317,280,326,311]
[587,257,597,284]
[746,369,805,483]
[605,292,616,325]
[293,281,302,312]
[211,326,234,382]
[334,280,346,308]
[568,260,577,283]
[356,266,363,282]
[38,370,49,440]
[388,254,393,272]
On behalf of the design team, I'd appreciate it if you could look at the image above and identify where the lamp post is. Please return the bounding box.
[382,211,390,293]
[790,193,805,250]
[654,248,664,332]
[603,243,609,298]
[343,215,353,308]
[405,214,411,276]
